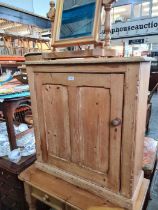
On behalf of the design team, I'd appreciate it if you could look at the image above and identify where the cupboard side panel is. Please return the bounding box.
[133,63,150,191]
[121,64,140,198]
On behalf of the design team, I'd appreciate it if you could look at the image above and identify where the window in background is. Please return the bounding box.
[133,0,151,18]
[113,4,131,23]
[133,4,141,18]
[152,0,158,16]
[142,0,151,16]
[111,8,114,23]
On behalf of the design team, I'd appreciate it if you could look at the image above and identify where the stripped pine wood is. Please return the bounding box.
[33,73,124,193]
[120,64,139,198]
[19,165,149,210]
[24,183,36,210]
[25,56,153,64]
[78,87,110,173]
[19,165,117,210]
[68,86,81,164]
[133,63,150,191]
[120,63,150,198]
[25,57,151,209]
[26,69,43,163]
[42,84,71,160]
[108,74,124,192]
[88,208,123,210]
[34,74,48,162]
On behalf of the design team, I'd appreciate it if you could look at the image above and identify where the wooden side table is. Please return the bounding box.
[19,165,149,210]
[0,96,30,150]
[0,94,36,209]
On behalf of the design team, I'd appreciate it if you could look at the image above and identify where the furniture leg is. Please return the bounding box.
[2,98,30,150]
[24,183,36,210]
[3,101,17,150]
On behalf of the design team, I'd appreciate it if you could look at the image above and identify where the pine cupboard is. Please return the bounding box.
[25,56,151,210]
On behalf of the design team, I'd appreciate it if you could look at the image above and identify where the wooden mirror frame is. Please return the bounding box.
[52,0,102,48]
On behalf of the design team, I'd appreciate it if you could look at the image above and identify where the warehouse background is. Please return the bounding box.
[0,0,51,16]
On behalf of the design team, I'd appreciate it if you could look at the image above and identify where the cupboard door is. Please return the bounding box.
[35,73,124,192]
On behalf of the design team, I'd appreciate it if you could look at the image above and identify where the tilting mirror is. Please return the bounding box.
[52,0,102,47]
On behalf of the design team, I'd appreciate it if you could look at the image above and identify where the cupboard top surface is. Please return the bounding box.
[25,56,154,66]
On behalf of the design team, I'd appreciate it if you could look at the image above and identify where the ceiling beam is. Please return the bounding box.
[0,4,51,29]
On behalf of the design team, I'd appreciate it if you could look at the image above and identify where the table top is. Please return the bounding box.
[25,53,155,65]
[19,164,149,210]
[0,78,30,100]
[0,155,36,174]
[19,165,117,210]
[0,96,30,102]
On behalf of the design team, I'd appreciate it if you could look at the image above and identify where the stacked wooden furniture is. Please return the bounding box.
[0,96,36,210]
[0,72,36,209]
[0,155,35,210]
[19,164,149,210]
[19,0,152,210]
[1,35,50,56]
[0,56,25,75]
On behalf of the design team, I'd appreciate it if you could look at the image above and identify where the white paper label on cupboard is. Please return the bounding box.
[68,76,75,81]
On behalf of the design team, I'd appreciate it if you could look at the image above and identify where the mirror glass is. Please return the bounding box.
[59,0,96,40]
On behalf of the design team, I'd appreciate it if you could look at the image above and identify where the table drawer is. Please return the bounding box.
[31,187,65,210]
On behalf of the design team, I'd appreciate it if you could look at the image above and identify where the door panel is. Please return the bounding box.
[76,87,110,173]
[42,84,71,160]
[35,73,124,192]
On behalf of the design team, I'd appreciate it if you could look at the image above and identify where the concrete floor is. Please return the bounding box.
[147,199,158,210]
[146,93,158,210]
[147,93,158,139]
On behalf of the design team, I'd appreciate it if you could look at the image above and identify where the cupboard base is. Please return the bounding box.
[35,161,148,210]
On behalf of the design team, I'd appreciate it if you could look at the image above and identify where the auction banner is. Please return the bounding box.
[111,17,158,39]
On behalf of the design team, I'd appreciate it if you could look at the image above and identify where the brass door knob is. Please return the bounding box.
[111,118,122,127]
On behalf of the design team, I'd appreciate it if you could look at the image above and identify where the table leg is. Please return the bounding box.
[3,101,17,150]
[1,97,31,150]
[24,183,36,210]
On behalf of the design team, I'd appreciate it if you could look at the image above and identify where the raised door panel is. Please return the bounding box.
[70,87,110,173]
[34,72,124,192]
[42,84,71,160]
